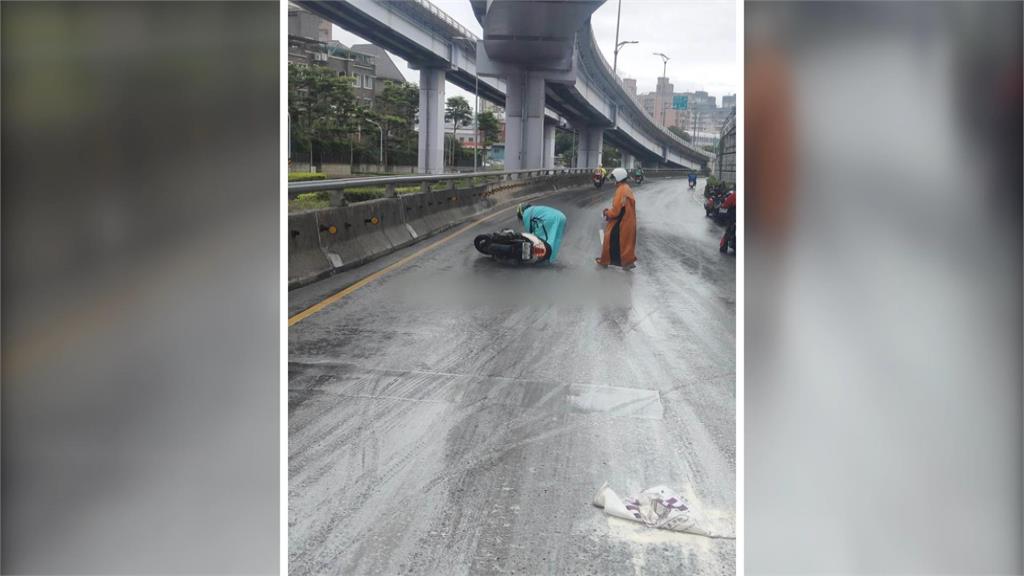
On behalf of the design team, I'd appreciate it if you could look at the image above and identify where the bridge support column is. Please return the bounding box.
[543,124,556,168]
[417,68,445,174]
[621,151,633,169]
[575,126,603,169]
[504,71,546,171]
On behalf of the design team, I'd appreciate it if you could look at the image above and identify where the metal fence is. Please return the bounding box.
[717,111,736,185]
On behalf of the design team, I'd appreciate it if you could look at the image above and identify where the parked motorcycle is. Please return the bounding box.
[704,187,727,218]
[474,230,550,264]
[720,223,736,254]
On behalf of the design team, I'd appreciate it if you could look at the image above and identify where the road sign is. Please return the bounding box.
[672,95,688,110]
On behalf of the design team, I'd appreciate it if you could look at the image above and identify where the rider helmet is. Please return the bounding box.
[611,167,628,183]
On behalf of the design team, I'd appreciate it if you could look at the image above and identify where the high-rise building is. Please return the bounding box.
[635,79,735,142]
[288,5,332,43]
[618,77,634,96]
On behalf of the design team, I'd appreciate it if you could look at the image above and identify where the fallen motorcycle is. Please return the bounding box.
[474,230,550,264]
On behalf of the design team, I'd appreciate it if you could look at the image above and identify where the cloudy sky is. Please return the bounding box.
[332,0,736,105]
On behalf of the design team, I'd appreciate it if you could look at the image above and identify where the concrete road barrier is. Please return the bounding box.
[318,206,367,272]
[378,198,414,250]
[288,211,333,287]
[401,195,432,239]
[288,171,596,289]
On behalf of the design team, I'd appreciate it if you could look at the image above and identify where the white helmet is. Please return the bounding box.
[611,167,628,182]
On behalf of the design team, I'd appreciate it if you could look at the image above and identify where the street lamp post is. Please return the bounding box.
[653,52,670,79]
[612,0,638,74]
[613,40,638,73]
[473,75,479,172]
[453,36,480,172]
[365,118,384,171]
[652,52,671,126]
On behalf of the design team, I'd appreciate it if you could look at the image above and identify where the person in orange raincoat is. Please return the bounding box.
[596,167,637,269]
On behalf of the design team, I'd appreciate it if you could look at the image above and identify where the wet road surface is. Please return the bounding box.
[289,177,736,575]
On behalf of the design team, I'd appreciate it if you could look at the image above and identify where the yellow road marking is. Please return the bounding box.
[289,205,514,326]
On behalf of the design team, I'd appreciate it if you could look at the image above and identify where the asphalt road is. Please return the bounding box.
[289,177,736,575]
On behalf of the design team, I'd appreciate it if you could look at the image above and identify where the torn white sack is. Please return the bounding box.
[592,482,722,538]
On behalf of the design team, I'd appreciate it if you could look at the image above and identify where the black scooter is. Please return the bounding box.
[474,230,549,264]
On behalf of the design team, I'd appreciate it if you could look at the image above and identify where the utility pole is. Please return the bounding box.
[653,52,670,79]
[614,40,638,74]
[366,118,383,171]
[611,0,638,74]
[452,36,480,172]
[472,75,479,172]
[614,0,622,61]
[652,52,670,127]
[571,129,577,168]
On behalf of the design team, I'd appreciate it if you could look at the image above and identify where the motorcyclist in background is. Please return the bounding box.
[688,172,698,189]
[633,165,645,184]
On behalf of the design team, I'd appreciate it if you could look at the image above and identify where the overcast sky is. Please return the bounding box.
[331,0,736,106]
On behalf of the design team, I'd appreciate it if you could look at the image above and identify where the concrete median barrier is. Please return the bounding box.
[378,198,414,250]
[288,171,596,289]
[401,195,432,239]
[288,211,334,287]
[317,207,368,272]
[421,189,451,232]
[347,201,392,261]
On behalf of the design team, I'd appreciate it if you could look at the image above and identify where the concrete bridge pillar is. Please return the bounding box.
[543,124,556,169]
[575,126,604,168]
[417,68,446,174]
[503,71,546,171]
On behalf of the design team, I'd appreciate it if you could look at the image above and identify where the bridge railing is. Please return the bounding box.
[575,26,711,165]
[643,168,699,177]
[288,168,592,200]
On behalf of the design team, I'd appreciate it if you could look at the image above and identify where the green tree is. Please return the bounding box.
[476,110,501,162]
[288,63,359,168]
[445,96,472,168]
[555,130,576,166]
[667,125,692,143]
[372,80,419,168]
[445,134,465,167]
[602,144,621,167]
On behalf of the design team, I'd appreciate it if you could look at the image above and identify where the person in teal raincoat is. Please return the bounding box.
[517,204,567,262]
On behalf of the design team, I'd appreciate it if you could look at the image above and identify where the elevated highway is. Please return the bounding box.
[296,0,710,172]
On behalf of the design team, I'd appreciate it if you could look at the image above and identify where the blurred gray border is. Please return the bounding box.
[2,2,281,573]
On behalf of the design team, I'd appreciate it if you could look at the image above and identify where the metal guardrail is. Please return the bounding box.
[643,168,700,176]
[288,168,592,199]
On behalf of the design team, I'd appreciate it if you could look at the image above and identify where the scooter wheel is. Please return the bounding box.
[474,234,492,254]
